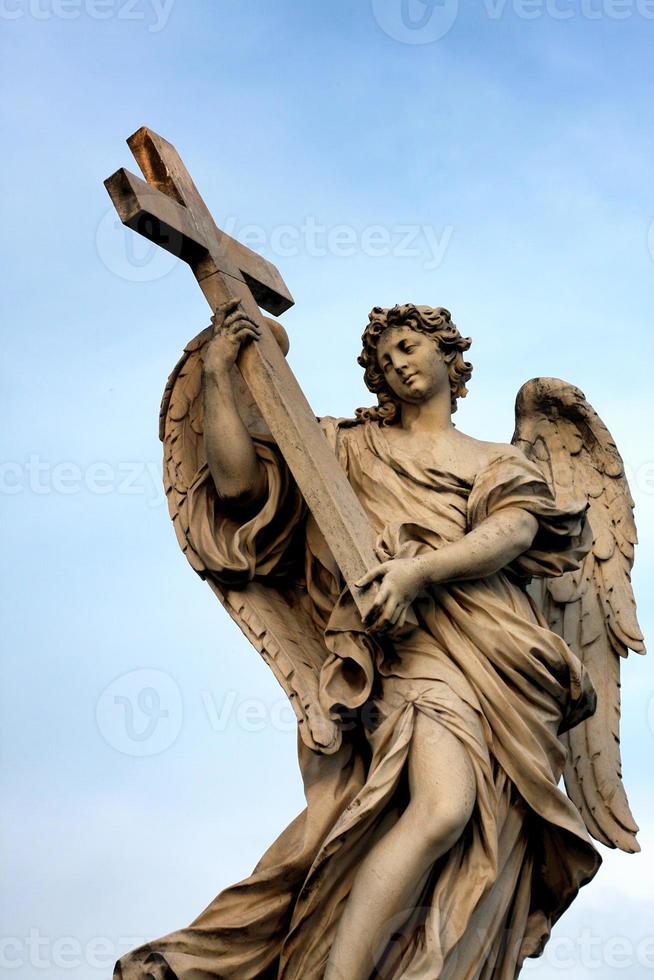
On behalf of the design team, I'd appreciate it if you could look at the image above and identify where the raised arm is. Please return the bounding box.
[357,506,538,633]
[202,299,267,510]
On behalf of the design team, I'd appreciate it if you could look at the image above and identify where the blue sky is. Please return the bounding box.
[2,1,654,976]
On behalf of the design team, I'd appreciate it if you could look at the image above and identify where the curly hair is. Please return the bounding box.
[355,304,473,425]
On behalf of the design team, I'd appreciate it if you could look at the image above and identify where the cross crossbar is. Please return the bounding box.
[105,128,293,316]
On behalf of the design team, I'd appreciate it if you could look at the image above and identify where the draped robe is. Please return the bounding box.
[115,418,601,980]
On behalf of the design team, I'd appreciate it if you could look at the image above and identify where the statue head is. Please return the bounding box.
[356,304,473,425]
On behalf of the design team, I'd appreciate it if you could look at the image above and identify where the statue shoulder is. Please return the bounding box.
[453,431,527,476]
[317,415,362,451]
[479,438,527,466]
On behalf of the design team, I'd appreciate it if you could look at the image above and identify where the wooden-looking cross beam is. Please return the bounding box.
[105,127,377,619]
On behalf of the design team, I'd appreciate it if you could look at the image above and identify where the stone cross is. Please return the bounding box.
[105,127,378,619]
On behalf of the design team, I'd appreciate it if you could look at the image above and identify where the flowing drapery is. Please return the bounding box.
[115,419,600,980]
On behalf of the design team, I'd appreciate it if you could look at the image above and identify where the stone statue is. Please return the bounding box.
[115,298,644,979]
[106,130,644,980]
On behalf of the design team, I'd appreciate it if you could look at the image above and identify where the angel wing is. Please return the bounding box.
[159,324,341,756]
[513,377,645,853]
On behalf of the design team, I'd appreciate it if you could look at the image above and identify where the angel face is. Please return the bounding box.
[376,326,450,407]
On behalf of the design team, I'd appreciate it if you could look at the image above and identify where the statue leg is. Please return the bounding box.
[324,709,475,980]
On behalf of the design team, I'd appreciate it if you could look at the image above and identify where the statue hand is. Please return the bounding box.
[203,298,261,377]
[356,557,426,634]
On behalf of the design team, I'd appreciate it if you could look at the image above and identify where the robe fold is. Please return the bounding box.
[115,418,600,980]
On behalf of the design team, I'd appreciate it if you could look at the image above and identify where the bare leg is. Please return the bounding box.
[324,712,476,980]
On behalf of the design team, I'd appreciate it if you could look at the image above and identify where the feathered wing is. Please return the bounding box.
[159,327,341,755]
[513,378,645,852]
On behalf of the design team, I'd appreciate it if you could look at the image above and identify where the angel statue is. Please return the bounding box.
[115,300,644,980]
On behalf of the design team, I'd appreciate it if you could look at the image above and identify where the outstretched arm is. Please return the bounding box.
[202,300,267,510]
[357,506,538,632]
